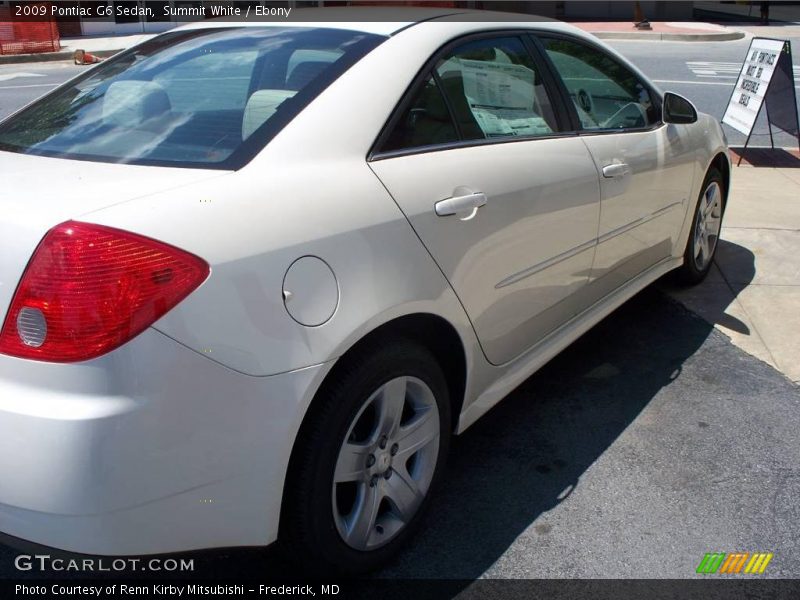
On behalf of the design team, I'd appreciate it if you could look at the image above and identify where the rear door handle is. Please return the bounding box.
[602,163,630,178]
[435,189,487,218]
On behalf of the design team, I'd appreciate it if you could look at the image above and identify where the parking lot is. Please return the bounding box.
[1,26,799,581]
[3,287,798,579]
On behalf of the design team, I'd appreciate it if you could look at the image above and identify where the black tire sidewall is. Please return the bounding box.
[284,340,451,575]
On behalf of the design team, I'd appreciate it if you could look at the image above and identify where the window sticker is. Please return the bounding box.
[457,58,552,137]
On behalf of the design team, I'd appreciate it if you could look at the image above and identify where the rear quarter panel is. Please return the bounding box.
[80,158,474,378]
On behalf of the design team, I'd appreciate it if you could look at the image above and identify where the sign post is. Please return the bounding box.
[722,37,800,165]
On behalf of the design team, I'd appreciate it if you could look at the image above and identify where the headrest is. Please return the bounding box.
[103,80,171,129]
[242,89,296,140]
[286,61,330,91]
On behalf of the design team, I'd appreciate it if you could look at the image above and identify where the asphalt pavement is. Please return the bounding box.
[0,30,799,583]
[382,289,800,579]
[0,62,82,121]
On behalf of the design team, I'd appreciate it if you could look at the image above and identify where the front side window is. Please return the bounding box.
[541,36,658,131]
[380,35,559,152]
[0,27,383,169]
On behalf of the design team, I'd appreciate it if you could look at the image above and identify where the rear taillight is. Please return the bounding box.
[0,221,209,362]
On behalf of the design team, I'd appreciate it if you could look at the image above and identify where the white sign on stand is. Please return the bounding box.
[722,38,785,135]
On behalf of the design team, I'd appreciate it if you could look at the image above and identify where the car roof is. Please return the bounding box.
[174,7,456,36]
[174,6,584,38]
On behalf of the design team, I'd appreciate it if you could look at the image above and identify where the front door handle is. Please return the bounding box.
[435,188,487,218]
[602,163,630,178]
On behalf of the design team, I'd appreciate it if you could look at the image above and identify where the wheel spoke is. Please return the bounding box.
[706,214,721,235]
[376,377,407,439]
[704,185,719,216]
[395,408,438,461]
[345,483,382,549]
[384,466,424,523]
[694,230,704,260]
[693,181,722,271]
[700,234,710,266]
[334,442,371,483]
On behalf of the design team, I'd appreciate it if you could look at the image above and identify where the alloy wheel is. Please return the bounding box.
[332,376,440,551]
[693,181,723,271]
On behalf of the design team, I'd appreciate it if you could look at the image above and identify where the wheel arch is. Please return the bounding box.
[298,312,467,442]
[278,312,468,540]
[352,313,468,434]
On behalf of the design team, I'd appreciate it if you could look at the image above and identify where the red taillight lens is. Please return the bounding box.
[0,221,209,362]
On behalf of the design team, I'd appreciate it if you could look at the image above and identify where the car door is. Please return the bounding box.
[369,34,601,366]
[537,34,697,300]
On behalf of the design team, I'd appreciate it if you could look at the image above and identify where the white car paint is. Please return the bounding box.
[0,11,729,555]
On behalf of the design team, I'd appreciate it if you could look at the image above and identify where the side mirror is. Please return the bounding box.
[663,92,698,124]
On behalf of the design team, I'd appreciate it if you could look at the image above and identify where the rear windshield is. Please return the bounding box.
[0,27,383,170]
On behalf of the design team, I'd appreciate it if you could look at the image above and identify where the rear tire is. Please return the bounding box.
[676,167,725,285]
[280,338,451,575]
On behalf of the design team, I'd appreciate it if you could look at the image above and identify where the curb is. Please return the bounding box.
[590,30,746,42]
[0,48,121,65]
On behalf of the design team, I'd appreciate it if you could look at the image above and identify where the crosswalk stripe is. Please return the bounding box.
[686,61,800,80]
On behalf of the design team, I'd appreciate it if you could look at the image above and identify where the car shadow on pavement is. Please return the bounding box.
[658,239,757,337]
[374,286,718,581]
[0,244,758,585]
[729,147,800,168]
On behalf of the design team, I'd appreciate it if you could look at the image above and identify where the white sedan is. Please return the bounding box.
[0,10,728,574]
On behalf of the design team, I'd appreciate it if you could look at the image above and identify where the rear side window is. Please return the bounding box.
[382,75,459,152]
[380,35,559,152]
[540,36,658,131]
[0,27,383,169]
[437,37,558,140]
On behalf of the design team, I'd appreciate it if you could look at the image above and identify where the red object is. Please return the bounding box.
[0,221,210,362]
[0,3,60,55]
[74,49,102,65]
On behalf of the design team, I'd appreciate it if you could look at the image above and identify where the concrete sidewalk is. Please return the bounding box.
[661,151,800,384]
[573,20,746,41]
[0,19,746,64]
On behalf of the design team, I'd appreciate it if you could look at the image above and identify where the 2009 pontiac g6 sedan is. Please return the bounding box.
[0,9,728,574]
